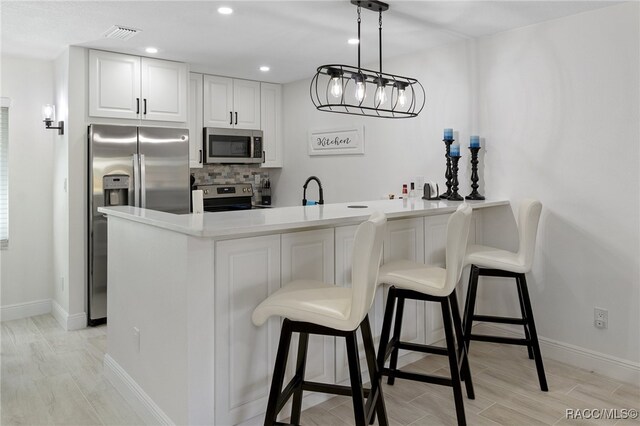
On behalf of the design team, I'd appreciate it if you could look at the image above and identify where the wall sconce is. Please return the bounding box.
[42,104,64,135]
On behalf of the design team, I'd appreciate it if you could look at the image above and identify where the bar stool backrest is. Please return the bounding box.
[443,204,473,296]
[349,211,387,329]
[517,199,542,271]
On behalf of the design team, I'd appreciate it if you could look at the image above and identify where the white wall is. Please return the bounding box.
[276,2,639,367]
[273,39,478,207]
[477,2,639,363]
[0,55,55,313]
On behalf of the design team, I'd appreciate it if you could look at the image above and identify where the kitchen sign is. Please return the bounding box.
[308,126,364,156]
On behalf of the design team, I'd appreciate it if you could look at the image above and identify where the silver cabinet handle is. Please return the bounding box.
[140,154,146,208]
[132,154,140,207]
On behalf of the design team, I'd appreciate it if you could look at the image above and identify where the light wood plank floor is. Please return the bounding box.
[1,315,638,425]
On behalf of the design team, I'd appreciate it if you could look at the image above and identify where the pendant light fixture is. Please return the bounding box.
[310,0,425,119]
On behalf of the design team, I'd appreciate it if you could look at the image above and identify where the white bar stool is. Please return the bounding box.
[462,199,548,391]
[376,204,474,426]
[252,212,388,426]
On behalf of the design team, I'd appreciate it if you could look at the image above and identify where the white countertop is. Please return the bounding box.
[98,198,509,238]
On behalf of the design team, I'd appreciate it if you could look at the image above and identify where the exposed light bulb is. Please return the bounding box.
[375,85,387,105]
[348,38,360,45]
[330,77,342,98]
[355,81,366,102]
[398,88,406,107]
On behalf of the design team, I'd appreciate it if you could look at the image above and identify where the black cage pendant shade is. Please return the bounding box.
[310,0,425,119]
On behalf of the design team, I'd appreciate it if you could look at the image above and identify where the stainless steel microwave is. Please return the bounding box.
[204,127,263,164]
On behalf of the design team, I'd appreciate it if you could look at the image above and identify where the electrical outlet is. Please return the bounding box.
[133,327,140,353]
[594,307,608,329]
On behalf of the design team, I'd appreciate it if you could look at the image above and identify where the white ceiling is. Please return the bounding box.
[1,1,620,83]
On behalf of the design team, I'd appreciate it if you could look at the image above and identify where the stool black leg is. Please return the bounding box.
[517,274,548,392]
[346,331,367,426]
[377,286,397,373]
[387,294,405,385]
[463,266,480,354]
[265,319,294,426]
[361,316,388,426]
[290,332,309,424]
[449,291,474,400]
[516,281,535,360]
[442,298,467,426]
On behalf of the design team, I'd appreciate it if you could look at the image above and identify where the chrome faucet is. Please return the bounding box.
[302,176,324,206]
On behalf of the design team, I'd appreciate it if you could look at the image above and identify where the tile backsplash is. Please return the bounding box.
[191,164,269,186]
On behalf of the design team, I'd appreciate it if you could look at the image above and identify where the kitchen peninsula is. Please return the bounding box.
[99,198,508,425]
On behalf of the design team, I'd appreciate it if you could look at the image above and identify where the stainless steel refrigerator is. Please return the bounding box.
[88,124,190,325]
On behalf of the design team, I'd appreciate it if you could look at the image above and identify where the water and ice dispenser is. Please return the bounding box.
[103,174,130,207]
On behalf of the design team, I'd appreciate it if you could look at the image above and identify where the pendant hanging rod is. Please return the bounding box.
[357,6,361,70]
[379,10,382,73]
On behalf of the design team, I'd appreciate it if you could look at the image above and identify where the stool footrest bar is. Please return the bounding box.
[276,375,302,414]
[397,341,449,356]
[473,314,527,325]
[302,381,371,398]
[383,368,453,387]
[469,334,529,346]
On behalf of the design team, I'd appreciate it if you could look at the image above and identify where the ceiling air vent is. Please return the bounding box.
[103,25,140,41]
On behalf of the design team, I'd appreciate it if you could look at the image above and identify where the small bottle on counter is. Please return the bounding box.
[402,184,408,199]
[409,182,416,198]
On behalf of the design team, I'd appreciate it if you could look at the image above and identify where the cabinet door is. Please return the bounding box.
[233,79,261,130]
[260,83,283,168]
[281,229,335,406]
[188,73,204,168]
[141,58,188,122]
[214,235,281,425]
[89,50,141,120]
[203,75,234,128]
[334,225,384,383]
[383,218,426,358]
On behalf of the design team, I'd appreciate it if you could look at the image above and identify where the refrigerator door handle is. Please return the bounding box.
[140,154,146,209]
[132,153,140,207]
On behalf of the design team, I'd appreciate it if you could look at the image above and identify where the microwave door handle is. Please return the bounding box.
[140,154,146,209]
[132,154,140,207]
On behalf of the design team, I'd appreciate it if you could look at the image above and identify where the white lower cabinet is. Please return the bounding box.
[281,229,336,406]
[214,235,281,425]
[383,218,426,359]
[423,214,451,344]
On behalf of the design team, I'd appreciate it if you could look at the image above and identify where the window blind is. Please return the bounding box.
[0,105,8,248]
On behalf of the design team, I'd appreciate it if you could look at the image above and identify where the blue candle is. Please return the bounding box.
[450,143,461,157]
[444,128,453,139]
[470,136,480,148]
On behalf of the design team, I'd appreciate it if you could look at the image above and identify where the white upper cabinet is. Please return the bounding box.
[141,58,188,122]
[204,75,260,130]
[233,79,261,130]
[203,75,234,128]
[188,73,204,168]
[89,50,188,122]
[89,50,141,120]
[260,83,283,168]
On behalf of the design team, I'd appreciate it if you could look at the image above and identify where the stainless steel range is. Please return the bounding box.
[198,184,255,212]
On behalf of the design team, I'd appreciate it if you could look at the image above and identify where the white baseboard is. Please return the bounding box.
[0,299,51,322]
[104,354,174,425]
[51,300,87,331]
[481,323,640,385]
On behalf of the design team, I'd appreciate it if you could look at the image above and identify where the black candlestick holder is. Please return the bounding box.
[440,138,454,199]
[448,155,464,201]
[466,147,485,200]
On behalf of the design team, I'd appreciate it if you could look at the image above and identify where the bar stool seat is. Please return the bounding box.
[465,244,527,273]
[377,204,474,426]
[462,199,548,392]
[253,212,389,426]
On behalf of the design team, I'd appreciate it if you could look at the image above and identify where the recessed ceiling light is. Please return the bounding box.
[348,38,360,45]
[260,66,270,72]
[218,6,233,15]
[145,47,158,54]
